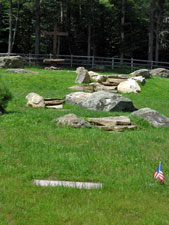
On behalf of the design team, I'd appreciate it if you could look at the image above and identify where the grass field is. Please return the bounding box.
[0,67,169,225]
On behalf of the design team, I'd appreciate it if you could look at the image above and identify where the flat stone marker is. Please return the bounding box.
[33,180,103,189]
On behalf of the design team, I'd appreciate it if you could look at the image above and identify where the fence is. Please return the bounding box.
[0,53,169,70]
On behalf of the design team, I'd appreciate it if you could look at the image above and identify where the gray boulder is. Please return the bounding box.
[130,69,151,78]
[150,68,169,78]
[80,91,137,112]
[56,113,91,128]
[132,107,169,127]
[0,56,25,68]
[66,91,137,112]
[26,92,45,108]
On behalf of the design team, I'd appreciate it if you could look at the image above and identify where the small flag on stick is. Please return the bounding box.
[153,162,164,184]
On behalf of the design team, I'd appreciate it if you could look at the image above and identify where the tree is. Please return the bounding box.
[8,0,12,54]
[155,0,165,62]
[148,0,155,62]
[35,0,40,55]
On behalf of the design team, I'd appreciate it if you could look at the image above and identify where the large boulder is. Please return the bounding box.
[75,67,91,83]
[0,56,25,68]
[66,91,137,112]
[132,108,169,127]
[26,92,45,108]
[130,69,151,78]
[81,91,137,112]
[150,68,169,78]
[56,113,91,128]
[117,79,141,93]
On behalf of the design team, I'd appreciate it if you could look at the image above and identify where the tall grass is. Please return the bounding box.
[0,67,169,225]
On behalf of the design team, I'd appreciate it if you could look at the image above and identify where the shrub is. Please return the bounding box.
[0,77,12,112]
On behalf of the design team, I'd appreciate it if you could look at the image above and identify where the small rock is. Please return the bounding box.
[75,68,91,83]
[26,92,45,108]
[6,69,39,74]
[56,113,91,128]
[106,74,129,79]
[94,83,117,93]
[69,85,94,93]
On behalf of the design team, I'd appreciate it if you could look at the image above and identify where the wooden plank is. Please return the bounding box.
[43,59,65,63]
[33,180,103,189]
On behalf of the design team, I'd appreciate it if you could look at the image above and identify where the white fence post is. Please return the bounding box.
[131,58,133,71]
[112,57,114,69]
[92,56,95,68]
[71,55,73,68]
[151,61,153,69]
[29,53,31,66]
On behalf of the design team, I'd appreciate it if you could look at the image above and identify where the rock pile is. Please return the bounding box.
[56,113,137,131]
[73,67,146,94]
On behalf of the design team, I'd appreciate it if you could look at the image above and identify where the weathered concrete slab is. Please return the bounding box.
[33,180,103,189]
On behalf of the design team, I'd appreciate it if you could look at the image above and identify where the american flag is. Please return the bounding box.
[153,162,164,184]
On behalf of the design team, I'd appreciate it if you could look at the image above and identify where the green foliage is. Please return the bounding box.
[0,0,169,60]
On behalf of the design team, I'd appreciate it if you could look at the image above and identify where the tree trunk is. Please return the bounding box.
[87,0,92,57]
[148,0,155,62]
[11,0,20,52]
[57,1,63,56]
[66,2,72,55]
[87,24,91,57]
[120,0,125,64]
[155,0,165,62]
[8,0,12,55]
[35,0,40,56]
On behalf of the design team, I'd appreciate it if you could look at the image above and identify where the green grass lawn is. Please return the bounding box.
[0,67,169,225]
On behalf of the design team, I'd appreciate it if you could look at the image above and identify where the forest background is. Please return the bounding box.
[0,0,169,62]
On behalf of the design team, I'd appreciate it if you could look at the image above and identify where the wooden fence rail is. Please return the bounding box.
[0,53,169,70]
